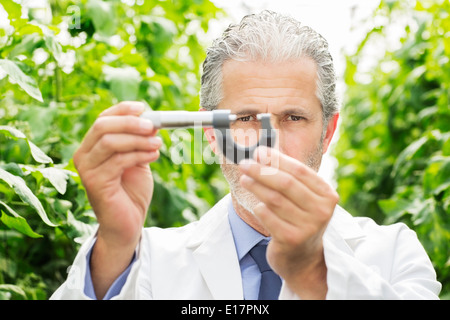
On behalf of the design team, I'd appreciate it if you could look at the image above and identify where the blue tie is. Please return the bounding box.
[249,243,282,300]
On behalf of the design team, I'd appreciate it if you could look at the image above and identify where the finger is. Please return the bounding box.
[80,115,158,154]
[99,101,146,117]
[240,174,307,227]
[252,202,300,243]
[254,146,334,197]
[85,150,159,187]
[239,159,320,213]
[106,151,159,179]
[82,134,162,170]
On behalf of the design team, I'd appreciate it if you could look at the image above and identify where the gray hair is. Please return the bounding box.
[200,10,338,125]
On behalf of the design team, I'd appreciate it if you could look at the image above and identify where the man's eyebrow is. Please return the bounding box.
[229,106,315,117]
[272,107,313,117]
[232,108,261,116]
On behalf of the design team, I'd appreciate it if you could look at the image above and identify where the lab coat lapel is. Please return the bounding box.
[187,200,365,300]
[324,205,366,255]
[188,195,243,300]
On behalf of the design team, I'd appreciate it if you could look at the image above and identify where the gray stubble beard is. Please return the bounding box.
[220,142,323,214]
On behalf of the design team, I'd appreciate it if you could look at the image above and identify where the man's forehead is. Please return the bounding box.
[219,58,321,114]
[222,57,318,77]
[220,58,319,96]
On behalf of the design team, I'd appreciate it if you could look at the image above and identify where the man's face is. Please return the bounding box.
[208,57,335,213]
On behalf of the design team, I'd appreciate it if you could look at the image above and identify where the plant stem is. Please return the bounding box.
[55,66,62,103]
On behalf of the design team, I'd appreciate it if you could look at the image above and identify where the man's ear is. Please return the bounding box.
[322,113,339,154]
[203,127,218,154]
[200,108,218,154]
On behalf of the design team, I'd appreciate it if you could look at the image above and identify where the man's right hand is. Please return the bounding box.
[73,101,161,299]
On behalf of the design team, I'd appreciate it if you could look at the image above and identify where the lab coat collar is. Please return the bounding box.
[187,195,366,244]
[324,205,367,257]
[187,194,244,299]
[186,195,366,299]
[327,205,366,241]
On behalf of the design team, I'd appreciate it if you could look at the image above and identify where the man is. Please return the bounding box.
[51,11,441,300]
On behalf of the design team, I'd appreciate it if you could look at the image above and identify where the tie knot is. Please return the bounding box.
[249,243,271,272]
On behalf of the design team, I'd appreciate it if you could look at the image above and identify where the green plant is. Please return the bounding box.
[334,0,450,298]
[0,0,225,299]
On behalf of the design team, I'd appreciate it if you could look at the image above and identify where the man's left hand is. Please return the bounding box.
[239,146,339,299]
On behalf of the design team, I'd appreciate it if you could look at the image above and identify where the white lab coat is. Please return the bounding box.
[51,194,441,300]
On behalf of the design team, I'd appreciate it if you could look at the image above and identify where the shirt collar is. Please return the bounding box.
[227,200,270,261]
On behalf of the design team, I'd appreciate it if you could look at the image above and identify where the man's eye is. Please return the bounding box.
[287,115,305,121]
[237,115,255,122]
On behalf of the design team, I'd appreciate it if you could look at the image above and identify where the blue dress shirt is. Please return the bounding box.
[84,199,271,299]
[227,201,271,300]
[84,239,135,300]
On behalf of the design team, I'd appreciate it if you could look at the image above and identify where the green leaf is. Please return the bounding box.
[391,135,428,176]
[0,284,27,300]
[44,34,64,66]
[20,165,73,195]
[423,156,450,196]
[0,0,22,21]
[86,0,117,37]
[39,167,71,194]
[378,197,411,222]
[0,59,43,102]
[28,141,53,164]
[379,196,431,225]
[1,209,42,238]
[66,210,97,244]
[8,34,42,58]
[0,199,21,218]
[0,168,57,227]
[103,66,141,101]
[0,125,53,164]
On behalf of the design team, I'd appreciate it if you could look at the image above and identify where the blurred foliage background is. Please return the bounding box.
[0,0,448,299]
[334,0,450,298]
[0,0,226,299]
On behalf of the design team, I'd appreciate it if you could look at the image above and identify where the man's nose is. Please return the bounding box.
[265,115,284,153]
